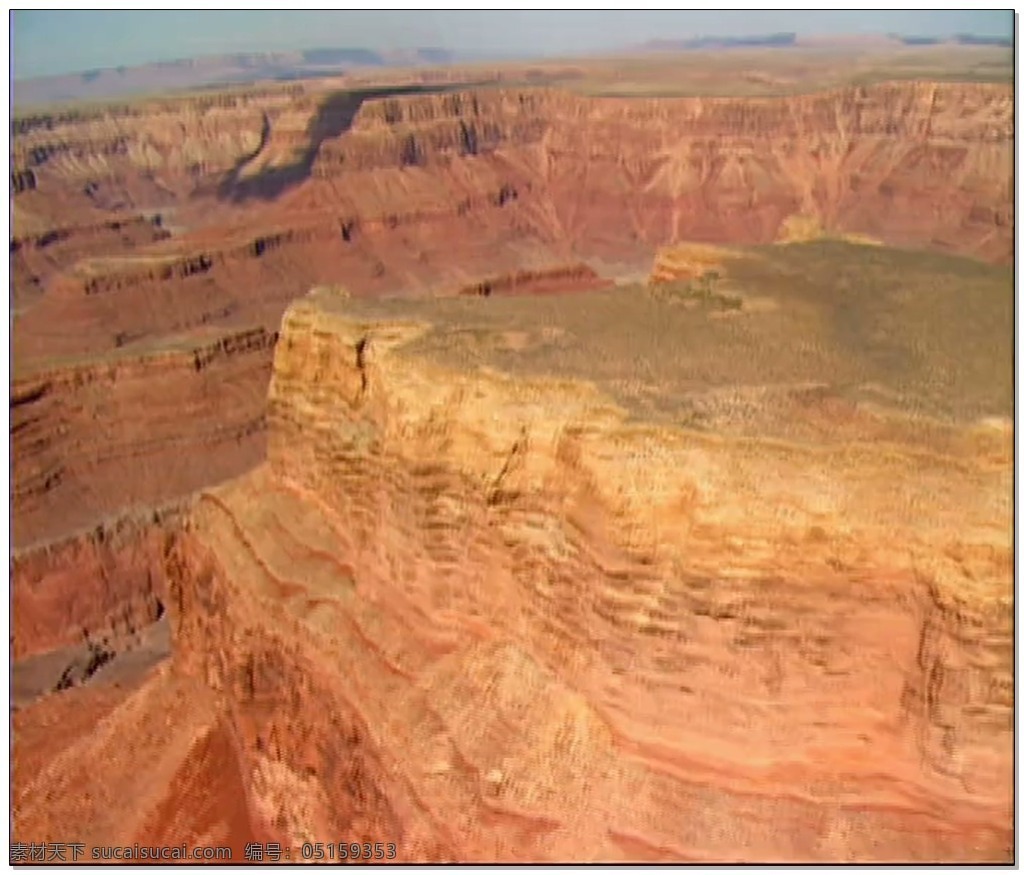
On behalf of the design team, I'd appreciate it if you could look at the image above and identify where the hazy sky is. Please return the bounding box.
[11,9,1016,80]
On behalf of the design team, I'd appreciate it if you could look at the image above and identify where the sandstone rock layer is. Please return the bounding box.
[19,277,1007,861]
[12,327,275,547]
[174,294,1010,861]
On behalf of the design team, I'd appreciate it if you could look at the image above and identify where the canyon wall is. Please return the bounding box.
[13,274,1012,860]
[11,86,304,189]
[11,505,183,660]
[13,80,1012,372]
[309,81,1013,262]
[11,73,1013,863]
[13,79,1013,266]
[12,327,276,547]
[157,295,1011,862]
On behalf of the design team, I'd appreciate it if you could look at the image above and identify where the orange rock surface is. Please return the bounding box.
[11,79,1013,542]
[11,71,1013,864]
[17,273,1013,861]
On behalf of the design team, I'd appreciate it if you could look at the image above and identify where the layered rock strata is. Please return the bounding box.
[304,81,1014,264]
[12,327,276,547]
[14,81,1012,375]
[158,294,1012,862]
[11,504,183,660]
[10,75,1014,862]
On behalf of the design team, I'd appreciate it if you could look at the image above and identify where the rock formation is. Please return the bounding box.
[11,80,1013,534]
[11,504,181,660]
[12,327,276,546]
[10,72,1013,863]
[15,248,1013,860]
[14,81,1012,262]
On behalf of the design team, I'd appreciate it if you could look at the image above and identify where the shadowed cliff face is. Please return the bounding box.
[217,83,480,202]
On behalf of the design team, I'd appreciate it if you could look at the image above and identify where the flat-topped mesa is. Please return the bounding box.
[346,81,1012,141]
[266,295,1010,590]
[163,292,1012,861]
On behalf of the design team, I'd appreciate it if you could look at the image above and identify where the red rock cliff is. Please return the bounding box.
[300,82,1012,263]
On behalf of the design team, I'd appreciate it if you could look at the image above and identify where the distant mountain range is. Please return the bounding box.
[639,31,1013,51]
[641,32,798,51]
[12,32,1013,109]
[892,33,1013,47]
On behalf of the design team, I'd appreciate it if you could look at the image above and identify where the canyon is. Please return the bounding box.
[10,55,1014,864]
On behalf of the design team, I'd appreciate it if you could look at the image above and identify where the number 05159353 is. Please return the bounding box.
[300,842,397,861]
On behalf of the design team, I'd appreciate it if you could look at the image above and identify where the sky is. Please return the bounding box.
[10,9,1016,81]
